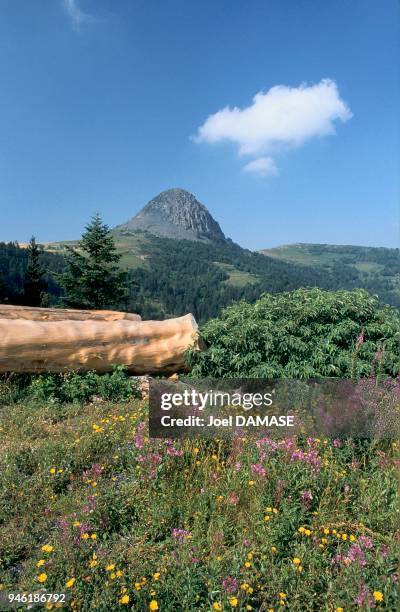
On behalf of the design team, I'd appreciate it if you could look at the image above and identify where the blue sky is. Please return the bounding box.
[0,0,399,249]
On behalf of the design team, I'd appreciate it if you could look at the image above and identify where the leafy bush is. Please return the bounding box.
[0,366,141,405]
[186,288,400,378]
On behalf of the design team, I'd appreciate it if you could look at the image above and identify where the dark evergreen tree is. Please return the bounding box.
[23,236,47,306]
[0,274,7,302]
[61,214,127,309]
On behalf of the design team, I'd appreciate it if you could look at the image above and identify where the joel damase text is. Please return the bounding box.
[159,414,295,428]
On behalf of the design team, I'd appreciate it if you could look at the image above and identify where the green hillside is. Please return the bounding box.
[261,243,400,308]
[45,232,149,271]
[261,243,399,273]
[2,237,399,323]
[111,231,338,321]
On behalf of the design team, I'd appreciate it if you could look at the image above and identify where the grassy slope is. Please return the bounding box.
[213,262,259,288]
[0,396,398,611]
[262,243,400,305]
[45,233,149,272]
[261,243,398,273]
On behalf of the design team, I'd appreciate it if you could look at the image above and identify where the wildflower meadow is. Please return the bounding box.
[0,376,398,611]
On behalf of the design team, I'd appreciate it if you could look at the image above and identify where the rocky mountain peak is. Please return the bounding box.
[115,188,226,242]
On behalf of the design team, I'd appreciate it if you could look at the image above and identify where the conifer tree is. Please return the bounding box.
[23,236,47,306]
[61,213,126,309]
[0,274,7,302]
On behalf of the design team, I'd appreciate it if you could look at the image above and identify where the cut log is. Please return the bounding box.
[0,304,141,322]
[0,308,198,374]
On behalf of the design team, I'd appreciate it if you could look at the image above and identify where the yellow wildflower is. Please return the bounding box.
[229,597,238,607]
[149,602,159,611]
[37,573,47,583]
[36,559,45,567]
[119,594,130,605]
[41,544,54,553]
[373,591,384,602]
[66,578,76,588]
[106,564,115,571]
[153,572,161,580]
[49,468,56,474]
[292,557,301,565]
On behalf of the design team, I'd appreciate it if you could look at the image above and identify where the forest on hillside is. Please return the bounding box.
[1,237,399,322]
[0,241,64,305]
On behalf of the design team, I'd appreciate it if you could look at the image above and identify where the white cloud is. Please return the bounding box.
[62,0,94,31]
[194,79,352,176]
[243,157,278,177]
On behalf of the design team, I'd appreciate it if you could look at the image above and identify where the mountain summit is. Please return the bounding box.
[115,188,226,242]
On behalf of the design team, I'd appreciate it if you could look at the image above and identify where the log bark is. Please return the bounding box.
[0,304,141,322]
[0,308,198,374]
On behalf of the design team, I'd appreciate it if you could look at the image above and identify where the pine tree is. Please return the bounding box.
[23,236,47,306]
[61,213,127,309]
[0,274,7,302]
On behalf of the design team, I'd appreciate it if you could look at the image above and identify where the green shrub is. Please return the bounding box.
[186,288,400,378]
[0,374,33,405]
[0,366,141,405]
